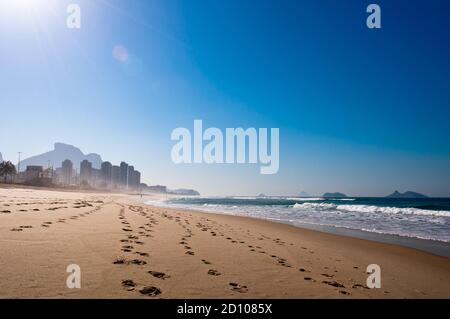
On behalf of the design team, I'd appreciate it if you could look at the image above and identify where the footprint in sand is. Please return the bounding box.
[207,269,221,276]
[185,251,195,255]
[135,252,149,257]
[299,268,310,273]
[139,286,162,297]
[113,257,127,264]
[202,259,212,265]
[11,228,23,231]
[322,280,345,288]
[229,282,248,293]
[148,271,170,280]
[276,258,291,267]
[130,259,147,265]
[122,279,137,291]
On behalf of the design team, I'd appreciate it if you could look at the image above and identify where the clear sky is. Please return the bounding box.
[0,0,449,196]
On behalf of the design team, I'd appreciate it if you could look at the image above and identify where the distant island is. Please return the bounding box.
[322,192,347,198]
[386,191,428,199]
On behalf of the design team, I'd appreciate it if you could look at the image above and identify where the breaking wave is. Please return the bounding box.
[293,202,450,217]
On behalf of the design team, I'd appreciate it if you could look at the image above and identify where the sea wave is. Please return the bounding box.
[286,197,324,201]
[293,202,450,217]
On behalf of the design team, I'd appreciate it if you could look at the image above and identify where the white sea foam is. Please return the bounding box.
[287,197,324,201]
[293,202,337,209]
[293,202,450,217]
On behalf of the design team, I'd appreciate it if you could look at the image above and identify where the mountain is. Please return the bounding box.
[386,191,428,199]
[18,143,102,172]
[322,192,347,198]
[257,193,267,198]
[169,189,200,196]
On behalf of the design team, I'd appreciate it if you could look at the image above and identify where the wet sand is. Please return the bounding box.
[0,187,449,298]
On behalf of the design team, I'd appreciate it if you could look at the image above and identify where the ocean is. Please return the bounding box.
[145,196,450,257]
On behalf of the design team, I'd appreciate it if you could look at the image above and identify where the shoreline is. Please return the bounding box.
[0,187,449,298]
[142,198,450,259]
[149,202,450,261]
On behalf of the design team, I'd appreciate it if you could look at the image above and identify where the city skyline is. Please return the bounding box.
[1,0,450,196]
[13,150,142,190]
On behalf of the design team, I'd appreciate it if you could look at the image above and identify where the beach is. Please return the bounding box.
[0,187,449,298]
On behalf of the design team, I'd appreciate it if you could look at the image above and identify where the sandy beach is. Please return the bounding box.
[0,187,449,298]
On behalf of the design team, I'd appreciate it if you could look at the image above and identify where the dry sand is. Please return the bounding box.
[0,187,449,298]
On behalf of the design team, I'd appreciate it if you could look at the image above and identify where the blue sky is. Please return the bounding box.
[0,0,449,196]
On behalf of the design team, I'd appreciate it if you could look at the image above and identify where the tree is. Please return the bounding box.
[0,161,17,183]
